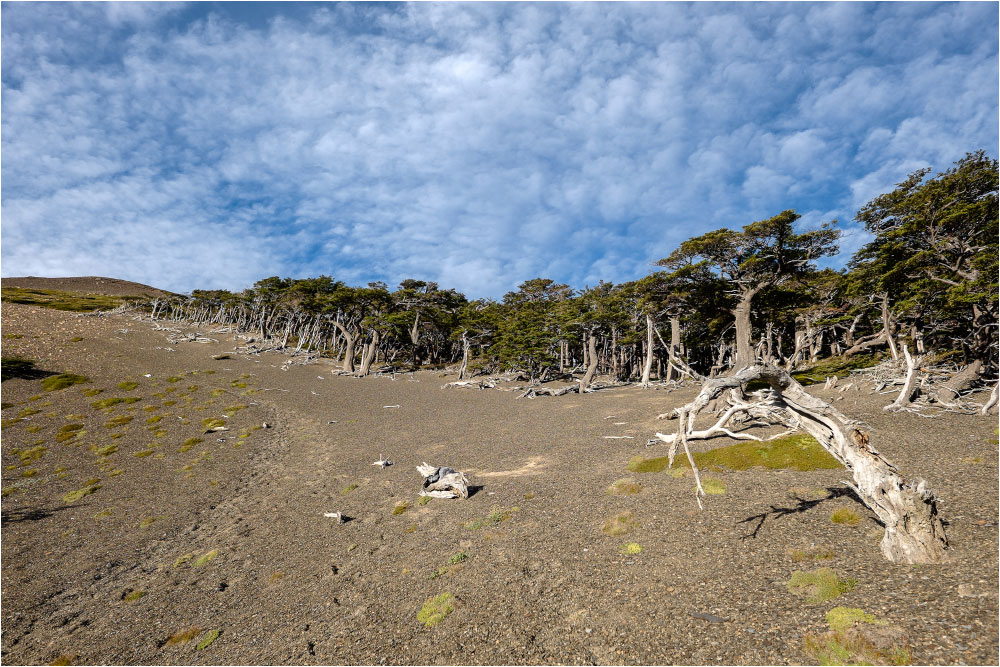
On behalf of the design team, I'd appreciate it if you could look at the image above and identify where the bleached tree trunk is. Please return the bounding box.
[641,313,655,387]
[331,321,357,373]
[457,332,470,380]
[669,364,948,564]
[733,288,759,371]
[885,345,919,412]
[579,333,599,393]
[880,292,899,360]
[357,330,380,376]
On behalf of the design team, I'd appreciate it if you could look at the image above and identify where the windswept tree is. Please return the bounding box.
[659,210,840,371]
[851,150,999,383]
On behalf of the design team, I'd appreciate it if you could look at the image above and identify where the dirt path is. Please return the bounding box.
[2,303,997,664]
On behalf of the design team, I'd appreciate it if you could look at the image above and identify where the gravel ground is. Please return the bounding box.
[1,295,997,665]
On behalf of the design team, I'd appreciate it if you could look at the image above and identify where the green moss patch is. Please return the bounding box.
[629,434,841,474]
[608,478,642,495]
[225,404,247,414]
[193,549,219,566]
[133,449,154,458]
[195,629,221,650]
[787,568,856,603]
[146,415,163,424]
[392,501,409,515]
[621,542,643,555]
[18,445,48,465]
[123,590,146,602]
[116,381,140,391]
[341,483,358,496]
[701,477,727,494]
[92,397,125,409]
[792,354,883,386]
[63,482,101,503]
[165,626,201,644]
[601,511,638,536]
[42,374,89,392]
[105,415,133,428]
[93,444,118,457]
[1,356,40,381]
[417,592,456,627]
[201,418,226,429]
[178,437,203,453]
[83,388,103,397]
[1,287,127,312]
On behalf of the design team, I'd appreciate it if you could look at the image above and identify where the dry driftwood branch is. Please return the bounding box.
[416,462,471,499]
[982,382,999,415]
[664,363,948,564]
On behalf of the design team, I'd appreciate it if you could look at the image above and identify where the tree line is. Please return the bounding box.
[153,151,998,386]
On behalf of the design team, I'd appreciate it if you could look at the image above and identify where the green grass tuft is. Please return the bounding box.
[117,381,140,390]
[341,483,358,496]
[123,590,146,602]
[392,501,409,515]
[105,415,133,428]
[787,567,856,603]
[831,507,862,525]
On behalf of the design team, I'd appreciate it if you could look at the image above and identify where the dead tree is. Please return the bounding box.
[661,364,948,564]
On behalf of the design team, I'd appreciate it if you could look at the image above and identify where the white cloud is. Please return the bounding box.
[1,2,996,296]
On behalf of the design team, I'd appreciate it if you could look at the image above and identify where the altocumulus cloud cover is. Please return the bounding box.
[1,1,997,296]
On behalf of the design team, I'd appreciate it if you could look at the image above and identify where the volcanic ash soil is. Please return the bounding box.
[1,300,997,665]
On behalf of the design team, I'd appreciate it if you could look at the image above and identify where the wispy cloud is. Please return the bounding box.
[2,2,996,295]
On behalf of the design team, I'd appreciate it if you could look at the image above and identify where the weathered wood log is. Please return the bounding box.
[666,363,948,564]
[933,359,983,405]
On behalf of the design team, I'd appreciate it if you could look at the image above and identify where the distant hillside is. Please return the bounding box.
[0,276,175,298]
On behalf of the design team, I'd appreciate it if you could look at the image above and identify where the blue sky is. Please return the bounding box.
[2,2,997,297]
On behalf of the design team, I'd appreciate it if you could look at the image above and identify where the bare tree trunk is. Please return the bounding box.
[733,289,757,371]
[933,359,982,405]
[885,345,919,412]
[880,292,899,360]
[579,333,599,393]
[358,330,380,376]
[331,321,357,373]
[457,332,470,380]
[641,313,654,387]
[667,364,948,564]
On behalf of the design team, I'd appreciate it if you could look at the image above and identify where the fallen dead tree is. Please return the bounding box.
[658,363,948,564]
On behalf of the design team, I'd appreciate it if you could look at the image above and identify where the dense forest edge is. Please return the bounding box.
[13,151,992,393]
